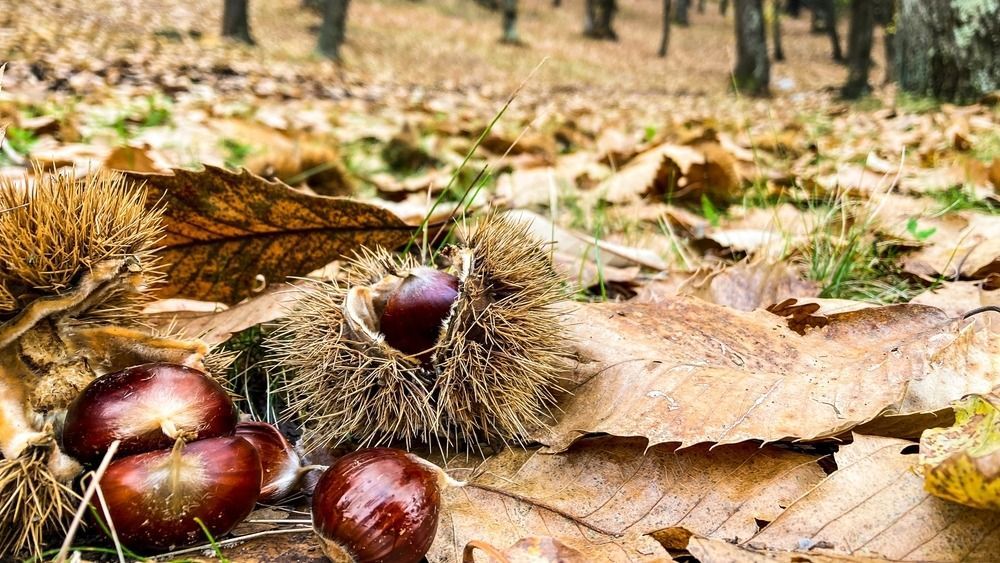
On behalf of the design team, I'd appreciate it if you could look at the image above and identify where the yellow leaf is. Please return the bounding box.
[920,393,1000,511]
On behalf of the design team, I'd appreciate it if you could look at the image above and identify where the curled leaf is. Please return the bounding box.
[920,393,1000,511]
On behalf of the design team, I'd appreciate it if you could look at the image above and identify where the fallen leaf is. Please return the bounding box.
[126,166,411,303]
[536,299,999,451]
[679,261,819,312]
[688,536,900,562]
[920,393,1000,511]
[104,144,162,173]
[902,213,1000,280]
[910,281,1000,321]
[746,435,1000,561]
[145,282,304,346]
[453,437,824,552]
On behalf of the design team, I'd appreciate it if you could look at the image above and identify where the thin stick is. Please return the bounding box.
[55,440,120,562]
[93,482,126,563]
[152,527,313,559]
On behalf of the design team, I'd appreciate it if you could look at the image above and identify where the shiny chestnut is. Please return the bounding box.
[96,436,262,552]
[62,363,238,465]
[236,421,310,503]
[312,448,442,563]
[379,267,459,358]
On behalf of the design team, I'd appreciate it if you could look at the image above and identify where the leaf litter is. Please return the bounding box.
[1,0,999,561]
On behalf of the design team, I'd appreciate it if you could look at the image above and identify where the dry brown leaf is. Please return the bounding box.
[535,299,999,451]
[745,435,1000,561]
[126,166,411,303]
[449,436,823,553]
[688,536,901,562]
[596,143,694,203]
[679,261,819,312]
[104,144,163,173]
[910,281,1000,321]
[145,282,303,346]
[902,213,1000,280]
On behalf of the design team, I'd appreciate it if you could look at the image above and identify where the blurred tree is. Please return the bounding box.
[317,0,350,60]
[698,0,707,14]
[786,0,802,17]
[584,0,618,40]
[874,0,895,84]
[810,0,843,61]
[770,0,784,61]
[501,0,520,43]
[841,0,873,99]
[733,0,769,95]
[720,0,729,16]
[896,0,1000,102]
[659,0,673,57]
[675,0,691,25]
[302,0,324,12]
[222,0,255,44]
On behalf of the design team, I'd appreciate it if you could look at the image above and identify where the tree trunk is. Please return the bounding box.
[659,0,673,57]
[553,0,561,6]
[896,0,999,102]
[720,0,729,16]
[841,0,874,99]
[584,0,617,40]
[698,0,707,14]
[874,0,896,84]
[317,0,350,60]
[500,0,520,43]
[675,0,691,25]
[771,0,784,61]
[222,0,255,44]
[733,0,770,96]
[786,0,802,18]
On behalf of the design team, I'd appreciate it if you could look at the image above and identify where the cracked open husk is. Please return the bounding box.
[270,213,572,452]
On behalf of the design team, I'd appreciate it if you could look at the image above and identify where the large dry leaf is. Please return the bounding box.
[536,299,1000,451]
[910,281,1000,321]
[127,166,411,302]
[920,393,1000,511]
[688,537,899,562]
[746,435,1000,561]
[438,436,823,556]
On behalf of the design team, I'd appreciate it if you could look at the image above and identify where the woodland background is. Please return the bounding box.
[1,0,999,561]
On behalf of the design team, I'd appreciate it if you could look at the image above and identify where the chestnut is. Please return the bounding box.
[312,448,443,563]
[379,267,459,358]
[62,363,238,465]
[236,421,314,503]
[96,436,262,552]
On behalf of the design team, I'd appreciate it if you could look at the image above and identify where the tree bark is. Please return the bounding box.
[841,0,874,99]
[771,0,784,61]
[500,0,520,43]
[584,0,618,40]
[896,0,1000,103]
[733,0,770,96]
[810,0,843,60]
[675,0,691,25]
[317,0,350,60]
[222,0,255,44]
[659,0,673,57]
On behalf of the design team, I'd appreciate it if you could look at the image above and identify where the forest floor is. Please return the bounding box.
[1,0,999,561]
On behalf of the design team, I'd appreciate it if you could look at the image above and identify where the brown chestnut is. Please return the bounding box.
[96,436,262,552]
[236,421,315,503]
[312,448,443,563]
[379,267,459,358]
[62,363,238,465]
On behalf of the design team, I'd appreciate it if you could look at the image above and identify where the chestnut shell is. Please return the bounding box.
[97,436,262,552]
[62,363,238,465]
[236,421,304,503]
[380,267,459,358]
[312,448,441,563]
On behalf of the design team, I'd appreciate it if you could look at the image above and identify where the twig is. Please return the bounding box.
[55,440,121,562]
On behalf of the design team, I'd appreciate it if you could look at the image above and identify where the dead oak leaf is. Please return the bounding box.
[688,536,902,562]
[127,166,411,303]
[536,299,999,451]
[745,435,1000,562]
